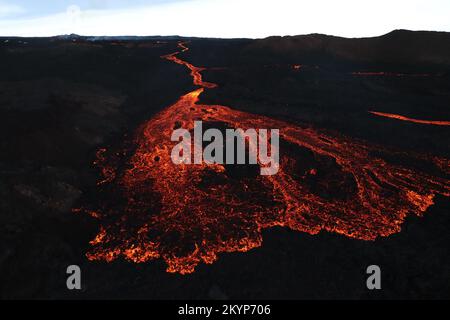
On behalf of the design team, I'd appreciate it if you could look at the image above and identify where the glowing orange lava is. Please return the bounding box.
[352,72,432,77]
[370,111,450,126]
[84,42,450,274]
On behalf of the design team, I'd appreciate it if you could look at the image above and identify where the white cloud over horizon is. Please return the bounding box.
[0,0,449,38]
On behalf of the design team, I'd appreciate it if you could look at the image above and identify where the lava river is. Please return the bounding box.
[83,42,450,274]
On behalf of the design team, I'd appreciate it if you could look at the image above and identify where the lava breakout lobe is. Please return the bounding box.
[82,42,450,274]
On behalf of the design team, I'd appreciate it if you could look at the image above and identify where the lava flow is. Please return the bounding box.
[352,71,432,77]
[84,42,450,274]
[370,111,450,126]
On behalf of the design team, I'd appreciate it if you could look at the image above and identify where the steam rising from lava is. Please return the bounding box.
[82,42,450,274]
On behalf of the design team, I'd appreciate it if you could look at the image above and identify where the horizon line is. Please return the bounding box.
[1,29,450,41]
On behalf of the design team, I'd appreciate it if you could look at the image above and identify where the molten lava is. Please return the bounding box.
[369,111,450,126]
[84,42,450,274]
[352,72,432,77]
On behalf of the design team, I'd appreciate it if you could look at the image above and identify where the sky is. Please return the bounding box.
[0,0,449,38]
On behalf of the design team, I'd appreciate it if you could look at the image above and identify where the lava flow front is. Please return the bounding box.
[84,42,450,274]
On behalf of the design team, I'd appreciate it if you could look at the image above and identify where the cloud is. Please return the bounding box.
[0,0,449,38]
[0,2,24,18]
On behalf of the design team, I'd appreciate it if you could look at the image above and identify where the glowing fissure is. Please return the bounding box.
[84,42,450,274]
[352,72,432,77]
[369,111,450,126]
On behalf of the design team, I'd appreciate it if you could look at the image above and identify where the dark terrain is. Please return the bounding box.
[0,30,449,299]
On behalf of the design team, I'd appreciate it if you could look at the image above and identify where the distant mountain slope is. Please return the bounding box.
[244,30,450,67]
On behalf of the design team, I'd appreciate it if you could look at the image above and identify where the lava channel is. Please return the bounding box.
[82,42,450,274]
[369,111,450,126]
